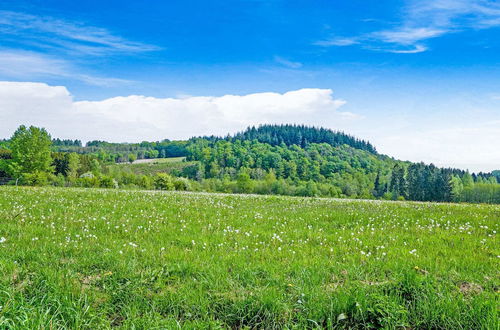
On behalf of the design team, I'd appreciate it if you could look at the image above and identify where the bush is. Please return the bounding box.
[51,173,67,187]
[173,177,191,191]
[75,174,100,188]
[139,175,153,190]
[99,175,118,189]
[22,171,49,186]
[154,173,174,190]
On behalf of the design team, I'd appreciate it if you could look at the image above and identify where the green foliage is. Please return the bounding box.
[450,175,464,201]
[21,170,50,186]
[52,139,188,162]
[458,183,500,204]
[173,177,191,191]
[0,148,12,160]
[128,153,137,163]
[2,124,499,204]
[390,164,407,199]
[187,138,386,198]
[8,125,53,180]
[154,173,174,190]
[67,153,80,180]
[462,172,474,188]
[99,176,118,189]
[230,124,377,153]
[107,157,194,177]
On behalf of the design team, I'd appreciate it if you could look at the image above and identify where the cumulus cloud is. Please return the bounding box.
[1,81,498,172]
[0,81,355,142]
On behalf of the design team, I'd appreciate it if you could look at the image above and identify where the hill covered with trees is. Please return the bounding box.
[200,124,377,153]
[0,124,499,203]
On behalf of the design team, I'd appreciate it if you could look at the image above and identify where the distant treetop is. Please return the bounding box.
[231,124,377,154]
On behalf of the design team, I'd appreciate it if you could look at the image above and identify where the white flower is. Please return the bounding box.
[0,237,5,243]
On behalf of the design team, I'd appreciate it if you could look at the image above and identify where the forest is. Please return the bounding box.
[0,124,499,203]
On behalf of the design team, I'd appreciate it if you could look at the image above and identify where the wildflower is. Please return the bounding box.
[0,237,5,243]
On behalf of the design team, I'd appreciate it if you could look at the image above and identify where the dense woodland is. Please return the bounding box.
[0,124,499,203]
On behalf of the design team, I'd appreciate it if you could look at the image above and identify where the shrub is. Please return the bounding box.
[51,173,67,187]
[173,177,191,191]
[22,171,49,186]
[99,176,118,189]
[154,173,174,190]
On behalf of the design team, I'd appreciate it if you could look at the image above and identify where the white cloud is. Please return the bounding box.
[1,81,498,172]
[0,82,353,143]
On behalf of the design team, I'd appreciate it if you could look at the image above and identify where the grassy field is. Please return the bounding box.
[110,157,195,176]
[0,186,498,329]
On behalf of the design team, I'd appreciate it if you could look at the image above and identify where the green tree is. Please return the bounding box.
[67,153,80,180]
[450,175,464,201]
[487,176,497,184]
[461,172,474,188]
[236,170,254,193]
[8,125,53,183]
[128,153,137,163]
[154,173,174,190]
[390,164,407,199]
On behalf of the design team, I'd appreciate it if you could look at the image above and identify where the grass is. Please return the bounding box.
[109,157,195,176]
[0,186,498,329]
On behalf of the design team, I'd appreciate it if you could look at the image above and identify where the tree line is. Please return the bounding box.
[0,124,498,204]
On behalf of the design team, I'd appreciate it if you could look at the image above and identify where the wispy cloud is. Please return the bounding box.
[0,11,155,85]
[0,10,160,55]
[0,50,131,86]
[372,27,446,45]
[274,56,303,69]
[316,0,500,53]
[314,37,359,47]
[386,45,428,54]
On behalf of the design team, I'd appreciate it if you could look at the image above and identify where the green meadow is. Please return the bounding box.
[0,186,498,329]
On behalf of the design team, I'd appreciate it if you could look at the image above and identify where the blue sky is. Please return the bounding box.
[0,0,499,171]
